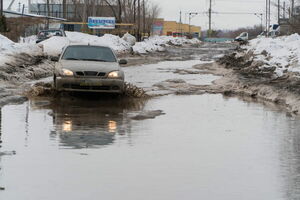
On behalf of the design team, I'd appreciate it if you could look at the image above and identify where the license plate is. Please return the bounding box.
[80,81,102,86]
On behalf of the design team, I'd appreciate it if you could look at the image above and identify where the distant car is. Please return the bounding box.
[53,44,127,94]
[36,29,66,43]
[234,32,249,42]
[258,24,280,38]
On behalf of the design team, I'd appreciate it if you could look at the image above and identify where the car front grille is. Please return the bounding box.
[75,71,106,77]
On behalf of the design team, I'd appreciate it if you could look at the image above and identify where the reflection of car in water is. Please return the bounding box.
[36,29,66,43]
[31,97,146,149]
[53,44,127,94]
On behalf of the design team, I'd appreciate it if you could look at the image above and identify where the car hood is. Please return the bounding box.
[59,60,120,72]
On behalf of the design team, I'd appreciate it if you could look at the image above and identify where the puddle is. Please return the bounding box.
[124,60,219,95]
[0,94,300,199]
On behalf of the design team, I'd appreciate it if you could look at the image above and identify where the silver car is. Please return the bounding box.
[53,44,126,93]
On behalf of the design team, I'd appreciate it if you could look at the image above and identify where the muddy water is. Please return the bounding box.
[1,50,300,199]
[0,94,300,199]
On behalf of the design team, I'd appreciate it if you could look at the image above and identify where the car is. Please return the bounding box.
[36,29,66,43]
[53,44,127,94]
[234,32,248,42]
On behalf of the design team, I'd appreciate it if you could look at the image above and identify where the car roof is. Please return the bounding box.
[66,44,112,49]
[39,29,63,32]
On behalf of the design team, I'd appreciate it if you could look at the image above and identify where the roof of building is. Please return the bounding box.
[3,10,67,21]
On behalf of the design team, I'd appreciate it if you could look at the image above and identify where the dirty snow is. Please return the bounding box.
[18,32,200,56]
[244,34,300,76]
[133,36,201,54]
[0,34,43,66]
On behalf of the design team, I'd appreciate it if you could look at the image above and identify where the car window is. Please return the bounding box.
[62,46,117,62]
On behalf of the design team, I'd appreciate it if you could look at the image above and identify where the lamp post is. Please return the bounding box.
[255,13,263,33]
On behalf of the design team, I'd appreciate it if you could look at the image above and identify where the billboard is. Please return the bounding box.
[88,17,116,29]
[152,19,164,35]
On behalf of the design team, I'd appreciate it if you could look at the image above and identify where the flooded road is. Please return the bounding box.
[1,45,300,199]
[1,95,300,199]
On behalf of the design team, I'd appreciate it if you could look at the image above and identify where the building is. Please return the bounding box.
[2,9,66,41]
[28,2,117,22]
[152,18,201,38]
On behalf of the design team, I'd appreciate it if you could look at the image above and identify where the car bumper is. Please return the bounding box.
[56,77,124,93]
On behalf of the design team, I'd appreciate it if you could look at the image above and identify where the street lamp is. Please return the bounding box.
[254,13,263,33]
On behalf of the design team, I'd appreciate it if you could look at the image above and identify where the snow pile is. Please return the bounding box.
[66,31,131,53]
[0,34,43,66]
[20,32,201,56]
[19,35,38,44]
[245,34,300,76]
[132,36,201,54]
[122,33,136,46]
[40,31,132,56]
[40,36,70,56]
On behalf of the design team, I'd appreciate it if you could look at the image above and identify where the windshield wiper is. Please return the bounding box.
[64,58,81,60]
[81,59,110,62]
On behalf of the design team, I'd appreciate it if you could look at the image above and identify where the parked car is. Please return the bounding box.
[234,32,249,42]
[53,44,127,94]
[258,24,280,38]
[36,29,66,43]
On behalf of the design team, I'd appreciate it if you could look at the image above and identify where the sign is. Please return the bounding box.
[88,17,116,29]
[152,19,164,35]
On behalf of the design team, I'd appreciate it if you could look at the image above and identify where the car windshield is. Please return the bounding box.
[62,46,117,62]
[38,30,63,38]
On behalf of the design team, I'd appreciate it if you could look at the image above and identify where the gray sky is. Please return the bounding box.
[152,0,278,30]
[4,0,279,30]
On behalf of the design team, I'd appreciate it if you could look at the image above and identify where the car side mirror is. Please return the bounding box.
[51,56,59,62]
[119,59,127,65]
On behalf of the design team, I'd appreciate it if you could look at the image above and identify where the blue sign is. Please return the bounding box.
[88,17,116,29]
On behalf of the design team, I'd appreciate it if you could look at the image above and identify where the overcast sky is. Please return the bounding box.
[152,0,278,30]
[4,0,279,30]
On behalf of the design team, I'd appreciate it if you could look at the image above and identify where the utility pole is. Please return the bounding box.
[179,11,183,37]
[292,0,294,16]
[63,0,66,19]
[208,0,212,37]
[137,0,141,41]
[46,0,50,29]
[143,0,145,36]
[283,1,286,19]
[269,0,271,31]
[278,0,280,24]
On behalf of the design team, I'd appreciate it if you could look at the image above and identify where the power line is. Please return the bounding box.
[212,11,264,15]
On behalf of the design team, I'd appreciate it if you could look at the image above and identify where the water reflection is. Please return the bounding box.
[280,118,300,199]
[31,96,147,149]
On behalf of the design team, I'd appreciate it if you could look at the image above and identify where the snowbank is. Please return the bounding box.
[40,32,201,56]
[132,36,201,54]
[5,32,201,58]
[245,34,300,76]
[0,34,43,66]
[40,36,70,56]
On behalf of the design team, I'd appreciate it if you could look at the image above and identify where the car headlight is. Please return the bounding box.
[61,69,74,76]
[107,71,121,78]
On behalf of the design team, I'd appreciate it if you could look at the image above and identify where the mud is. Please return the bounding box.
[190,61,300,115]
[0,54,53,82]
[26,81,149,99]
